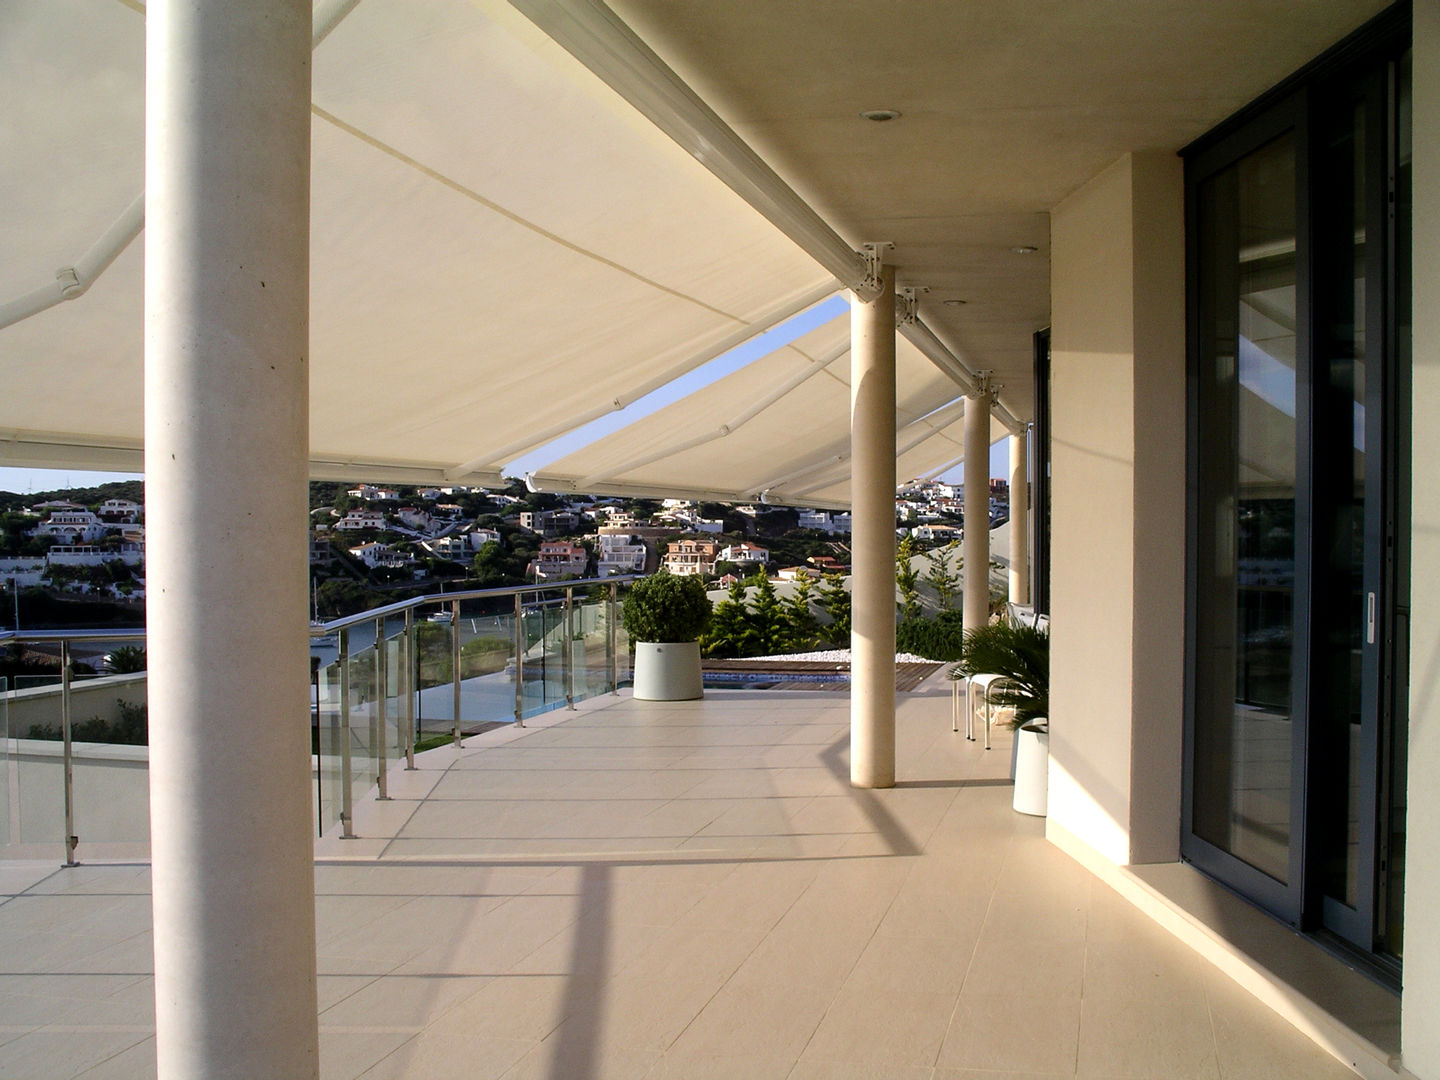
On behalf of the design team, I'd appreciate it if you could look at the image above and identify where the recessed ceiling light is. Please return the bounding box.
[942,299,967,306]
[1010,245,1039,254]
[859,109,902,122]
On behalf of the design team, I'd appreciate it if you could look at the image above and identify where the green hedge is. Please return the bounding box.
[895,609,966,661]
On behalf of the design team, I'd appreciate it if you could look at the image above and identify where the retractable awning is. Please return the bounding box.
[528,311,1004,509]
[1,0,847,486]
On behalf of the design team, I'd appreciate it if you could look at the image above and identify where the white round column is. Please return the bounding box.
[850,266,897,789]
[963,394,993,634]
[1009,428,1030,606]
[145,3,319,1076]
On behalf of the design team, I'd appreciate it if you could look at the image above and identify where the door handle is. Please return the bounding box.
[1367,591,1376,645]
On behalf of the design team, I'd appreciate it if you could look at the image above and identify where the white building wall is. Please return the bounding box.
[1403,6,1440,1076]
[1046,150,1186,867]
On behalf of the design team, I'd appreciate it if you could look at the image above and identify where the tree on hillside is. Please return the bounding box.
[896,535,921,619]
[783,575,821,652]
[744,574,787,656]
[818,574,851,647]
[700,578,752,658]
[925,542,961,611]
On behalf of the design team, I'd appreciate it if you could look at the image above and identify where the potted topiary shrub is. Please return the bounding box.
[622,571,713,700]
[950,619,1049,815]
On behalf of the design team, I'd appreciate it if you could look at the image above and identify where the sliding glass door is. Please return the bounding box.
[1183,11,1409,969]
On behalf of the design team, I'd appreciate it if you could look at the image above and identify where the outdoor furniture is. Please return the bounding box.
[952,670,1010,749]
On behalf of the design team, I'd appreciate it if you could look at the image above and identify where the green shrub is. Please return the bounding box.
[895,610,967,661]
[26,698,148,745]
[621,571,712,643]
[950,621,1049,727]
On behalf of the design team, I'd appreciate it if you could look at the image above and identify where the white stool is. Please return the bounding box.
[966,672,1010,750]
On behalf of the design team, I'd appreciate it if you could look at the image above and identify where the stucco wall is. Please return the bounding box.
[1047,151,1186,866]
[1403,4,1440,1075]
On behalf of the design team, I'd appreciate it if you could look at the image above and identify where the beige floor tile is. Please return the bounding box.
[842,930,975,997]
[499,1035,660,1080]
[70,1036,156,1079]
[798,984,956,1067]
[1204,974,1363,1080]
[642,1050,797,1080]
[0,1029,153,1080]
[937,988,1082,1074]
[661,974,833,1062]
[320,973,494,1028]
[360,1032,536,1080]
[787,1061,935,1080]
[933,1070,1074,1080]
[1074,975,1218,1079]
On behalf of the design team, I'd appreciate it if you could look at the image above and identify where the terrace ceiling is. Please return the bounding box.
[0,0,1390,504]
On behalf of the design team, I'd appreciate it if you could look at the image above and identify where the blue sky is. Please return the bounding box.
[0,296,1010,495]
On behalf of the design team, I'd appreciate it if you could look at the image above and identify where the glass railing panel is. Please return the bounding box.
[384,630,406,758]
[10,675,63,843]
[413,614,456,740]
[455,606,519,732]
[0,677,9,846]
[315,657,346,836]
[614,582,632,686]
[347,638,381,802]
[574,599,613,700]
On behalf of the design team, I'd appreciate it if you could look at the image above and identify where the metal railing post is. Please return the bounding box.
[608,581,619,695]
[60,640,77,866]
[374,616,389,800]
[513,592,525,727]
[564,586,575,710]
[403,607,416,769]
[338,627,355,839]
[450,598,462,748]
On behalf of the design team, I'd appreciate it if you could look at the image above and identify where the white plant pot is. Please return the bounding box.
[632,641,703,701]
[1012,720,1049,816]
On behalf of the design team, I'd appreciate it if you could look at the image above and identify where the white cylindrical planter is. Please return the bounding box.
[146,2,319,1076]
[850,264,897,788]
[1013,721,1049,816]
[632,642,703,700]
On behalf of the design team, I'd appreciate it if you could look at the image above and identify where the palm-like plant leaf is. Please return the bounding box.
[949,621,1048,726]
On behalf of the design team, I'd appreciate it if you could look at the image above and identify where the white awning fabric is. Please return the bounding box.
[1,0,842,486]
[528,310,1004,509]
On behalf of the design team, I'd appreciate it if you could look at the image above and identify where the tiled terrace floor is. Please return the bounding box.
[0,673,1363,1079]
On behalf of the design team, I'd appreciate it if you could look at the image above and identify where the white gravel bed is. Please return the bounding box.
[739,650,937,665]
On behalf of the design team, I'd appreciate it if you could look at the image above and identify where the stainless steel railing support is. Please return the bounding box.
[403,607,416,769]
[374,615,389,801]
[450,598,462,748]
[338,627,355,839]
[60,640,78,867]
[608,581,619,695]
[564,586,575,710]
[513,592,525,727]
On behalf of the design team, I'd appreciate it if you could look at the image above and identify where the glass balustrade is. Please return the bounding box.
[0,575,635,853]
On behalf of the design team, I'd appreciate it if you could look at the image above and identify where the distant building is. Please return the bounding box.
[0,557,47,586]
[796,510,852,534]
[34,510,106,544]
[718,542,769,565]
[97,498,142,524]
[336,509,387,532]
[422,535,469,560]
[663,539,719,576]
[530,541,587,580]
[597,533,647,576]
[348,542,414,569]
[467,528,503,550]
[46,543,144,567]
[347,485,400,502]
[396,507,432,531]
